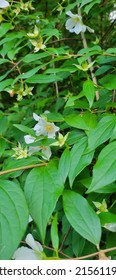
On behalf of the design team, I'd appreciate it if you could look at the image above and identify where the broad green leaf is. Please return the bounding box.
[0,23,12,38]
[0,180,28,260]
[84,0,101,13]
[13,124,35,136]
[0,79,14,91]
[47,112,64,122]
[87,141,116,193]
[72,230,85,257]
[0,59,10,65]
[95,65,113,76]
[24,162,64,242]
[0,138,6,157]
[51,213,59,251]
[83,79,95,108]
[69,148,94,186]
[65,111,97,131]
[63,190,101,245]
[58,148,71,183]
[99,212,116,226]
[68,137,93,186]
[26,74,62,84]
[99,74,116,90]
[0,115,8,135]
[23,52,50,63]
[80,0,92,8]
[87,115,116,151]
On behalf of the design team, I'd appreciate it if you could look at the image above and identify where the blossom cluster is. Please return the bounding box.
[12,112,68,160]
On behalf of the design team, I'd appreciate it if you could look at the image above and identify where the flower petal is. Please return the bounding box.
[26,233,43,252]
[86,26,94,33]
[65,18,75,30]
[33,112,41,121]
[0,0,9,8]
[24,135,35,144]
[13,247,38,260]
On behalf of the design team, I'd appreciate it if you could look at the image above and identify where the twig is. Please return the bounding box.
[78,6,99,101]
[59,227,71,252]
[0,163,48,176]
[74,246,116,260]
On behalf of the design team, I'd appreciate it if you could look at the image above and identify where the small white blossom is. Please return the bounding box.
[0,0,9,8]
[13,234,44,260]
[33,114,59,139]
[65,11,94,34]
[28,145,52,160]
[24,134,52,160]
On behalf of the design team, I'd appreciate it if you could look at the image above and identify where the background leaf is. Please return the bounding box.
[0,180,28,260]
[24,162,64,242]
[87,141,116,193]
[63,190,101,246]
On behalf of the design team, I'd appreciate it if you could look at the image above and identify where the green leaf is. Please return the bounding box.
[0,115,8,135]
[63,190,101,245]
[99,212,116,226]
[26,74,62,84]
[22,52,50,63]
[51,213,59,252]
[68,137,91,186]
[80,0,92,8]
[0,180,28,260]
[65,111,97,131]
[0,23,12,38]
[13,124,35,136]
[69,146,94,186]
[87,115,116,151]
[0,138,6,157]
[24,162,64,242]
[58,148,71,184]
[99,74,116,90]
[87,141,116,193]
[0,79,14,92]
[72,230,85,257]
[83,79,95,108]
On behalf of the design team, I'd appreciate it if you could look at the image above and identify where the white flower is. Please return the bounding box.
[28,145,52,160]
[33,114,59,139]
[65,11,94,34]
[24,134,52,160]
[0,0,9,8]
[13,234,44,260]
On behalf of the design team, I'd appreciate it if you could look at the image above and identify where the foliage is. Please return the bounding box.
[0,0,116,260]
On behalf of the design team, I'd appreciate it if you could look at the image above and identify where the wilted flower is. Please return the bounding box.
[13,234,45,260]
[51,132,69,147]
[27,25,39,38]
[0,0,9,8]
[20,1,34,11]
[73,61,95,71]
[65,11,94,34]
[33,113,59,139]
[93,199,108,214]
[30,37,46,52]
[12,143,28,159]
